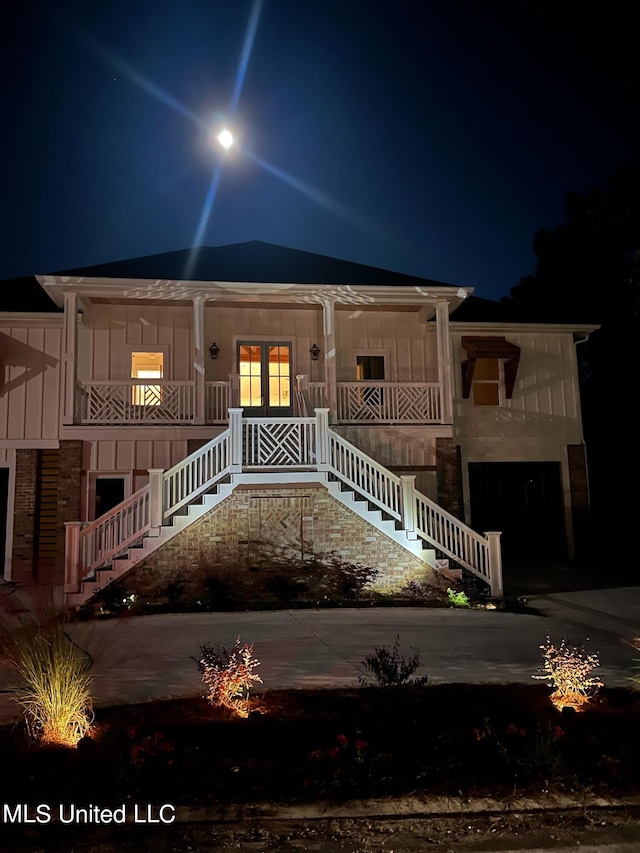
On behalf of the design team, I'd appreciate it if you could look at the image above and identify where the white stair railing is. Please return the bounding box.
[66,428,233,592]
[65,407,502,598]
[67,485,152,587]
[414,489,502,595]
[243,418,316,468]
[327,430,402,520]
[163,430,231,517]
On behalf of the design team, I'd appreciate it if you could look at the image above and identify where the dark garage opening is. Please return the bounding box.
[468,461,566,560]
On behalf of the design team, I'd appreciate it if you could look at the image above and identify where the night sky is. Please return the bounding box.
[4,1,640,299]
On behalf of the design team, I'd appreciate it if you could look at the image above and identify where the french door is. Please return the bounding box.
[238,342,293,417]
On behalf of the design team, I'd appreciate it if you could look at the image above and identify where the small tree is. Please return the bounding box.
[532,636,602,711]
[196,637,262,717]
[360,635,428,687]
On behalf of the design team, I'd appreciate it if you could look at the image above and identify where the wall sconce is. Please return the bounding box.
[309,343,320,361]
[209,342,220,360]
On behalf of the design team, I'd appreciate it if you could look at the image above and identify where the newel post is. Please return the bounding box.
[315,407,330,471]
[485,531,503,598]
[229,407,243,472]
[400,475,418,539]
[64,521,82,594]
[148,469,164,530]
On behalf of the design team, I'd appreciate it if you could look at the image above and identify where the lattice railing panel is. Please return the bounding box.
[337,382,441,423]
[76,381,194,423]
[243,420,316,467]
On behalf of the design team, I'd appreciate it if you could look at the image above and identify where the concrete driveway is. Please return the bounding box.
[0,587,638,724]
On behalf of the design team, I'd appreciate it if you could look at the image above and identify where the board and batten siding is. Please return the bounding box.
[336,310,438,382]
[451,331,584,441]
[0,325,62,441]
[84,305,194,381]
[204,305,324,381]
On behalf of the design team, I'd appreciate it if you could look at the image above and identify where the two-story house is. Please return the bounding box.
[0,241,596,604]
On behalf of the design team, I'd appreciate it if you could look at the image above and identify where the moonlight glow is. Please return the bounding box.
[217,129,234,150]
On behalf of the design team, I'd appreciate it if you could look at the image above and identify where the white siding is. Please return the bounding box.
[204,305,323,381]
[452,331,583,441]
[0,325,62,441]
[86,305,193,381]
[336,310,438,382]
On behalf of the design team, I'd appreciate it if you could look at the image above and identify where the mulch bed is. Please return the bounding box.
[2,683,639,807]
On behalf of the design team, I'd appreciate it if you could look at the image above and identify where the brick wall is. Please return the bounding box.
[11,449,38,582]
[55,440,83,585]
[107,484,436,601]
[435,438,464,520]
[567,444,591,560]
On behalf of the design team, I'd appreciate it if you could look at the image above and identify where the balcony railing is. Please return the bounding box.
[74,380,443,424]
[75,381,195,424]
[337,382,442,423]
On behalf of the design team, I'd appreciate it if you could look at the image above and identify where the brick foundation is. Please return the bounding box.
[105,484,436,601]
[435,438,463,520]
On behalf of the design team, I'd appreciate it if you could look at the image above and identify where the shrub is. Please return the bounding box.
[266,575,307,604]
[360,634,428,687]
[532,636,603,711]
[1,611,93,746]
[196,637,262,717]
[201,575,236,610]
[447,588,470,608]
[161,577,185,607]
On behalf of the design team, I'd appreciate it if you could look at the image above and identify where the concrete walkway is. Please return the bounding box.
[0,587,638,724]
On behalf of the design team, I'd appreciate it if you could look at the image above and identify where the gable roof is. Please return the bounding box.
[53,240,457,287]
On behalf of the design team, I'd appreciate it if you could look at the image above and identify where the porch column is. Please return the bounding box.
[193,296,206,425]
[485,531,503,598]
[321,298,337,419]
[148,468,165,531]
[435,301,453,424]
[64,521,82,594]
[400,474,418,539]
[62,291,78,425]
[229,407,243,472]
[315,407,330,471]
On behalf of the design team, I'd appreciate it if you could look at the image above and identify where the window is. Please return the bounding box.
[472,357,500,406]
[356,355,385,381]
[131,352,163,405]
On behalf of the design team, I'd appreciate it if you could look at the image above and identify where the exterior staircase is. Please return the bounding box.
[65,408,502,605]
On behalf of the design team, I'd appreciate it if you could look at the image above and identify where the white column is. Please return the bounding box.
[64,521,82,593]
[321,298,337,420]
[400,474,417,539]
[485,531,503,598]
[315,407,330,471]
[193,296,206,425]
[435,301,453,424]
[62,291,78,425]
[229,407,243,472]
[148,468,165,531]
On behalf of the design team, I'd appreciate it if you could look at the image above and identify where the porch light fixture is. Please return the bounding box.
[209,342,220,360]
[309,343,320,361]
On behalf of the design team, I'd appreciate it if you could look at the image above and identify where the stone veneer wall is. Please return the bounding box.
[109,484,435,600]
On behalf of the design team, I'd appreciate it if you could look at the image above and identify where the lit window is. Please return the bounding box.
[472,358,500,406]
[131,352,163,405]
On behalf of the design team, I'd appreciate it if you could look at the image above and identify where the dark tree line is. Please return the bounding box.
[502,165,640,543]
